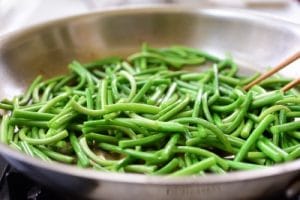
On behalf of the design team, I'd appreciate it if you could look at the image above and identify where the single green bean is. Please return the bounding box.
[153,158,179,175]
[170,157,215,176]
[234,114,274,162]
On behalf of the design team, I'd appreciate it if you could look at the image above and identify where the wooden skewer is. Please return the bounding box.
[281,78,300,92]
[243,51,300,91]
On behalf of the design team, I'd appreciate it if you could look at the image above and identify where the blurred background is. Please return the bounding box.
[0,0,299,36]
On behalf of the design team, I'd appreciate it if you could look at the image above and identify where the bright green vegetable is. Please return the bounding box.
[0,44,299,176]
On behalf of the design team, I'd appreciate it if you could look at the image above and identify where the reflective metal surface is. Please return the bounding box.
[0,6,299,200]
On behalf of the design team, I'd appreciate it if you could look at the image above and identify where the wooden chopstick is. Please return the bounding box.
[282,78,300,92]
[243,51,300,91]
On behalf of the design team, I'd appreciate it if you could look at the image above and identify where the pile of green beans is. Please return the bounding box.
[0,44,300,176]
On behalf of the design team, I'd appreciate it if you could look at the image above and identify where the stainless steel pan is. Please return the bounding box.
[0,7,300,200]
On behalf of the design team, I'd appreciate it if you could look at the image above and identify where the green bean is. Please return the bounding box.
[9,118,48,128]
[137,78,171,86]
[286,112,300,118]
[32,83,42,103]
[9,141,22,151]
[170,157,215,176]
[257,140,282,162]
[114,156,135,171]
[72,100,160,116]
[100,79,108,108]
[12,96,19,110]
[85,133,118,144]
[13,110,54,121]
[222,92,252,134]
[260,137,288,160]
[212,95,243,113]
[278,110,287,148]
[286,147,300,161]
[234,114,274,162]
[110,76,120,103]
[119,133,165,148]
[259,78,291,87]
[286,131,300,140]
[100,143,160,163]
[224,60,237,77]
[208,64,220,104]
[69,133,90,167]
[240,119,253,139]
[86,88,94,109]
[173,117,232,152]
[121,61,135,74]
[19,76,43,105]
[230,120,244,137]
[119,70,136,101]
[175,146,228,170]
[41,82,56,102]
[19,128,68,145]
[222,109,240,124]
[219,74,240,86]
[156,98,181,118]
[171,46,220,62]
[19,141,34,157]
[98,142,124,154]
[119,117,187,133]
[192,87,203,118]
[148,85,167,105]
[6,125,14,143]
[135,67,167,76]
[49,110,78,129]
[202,93,214,122]
[184,153,193,167]
[158,96,190,121]
[160,94,178,110]
[215,96,234,104]
[258,105,290,121]
[226,160,266,170]
[180,73,206,81]
[0,103,14,110]
[172,110,193,119]
[131,79,154,103]
[276,97,300,105]
[160,134,179,160]
[252,91,283,109]
[153,158,179,175]
[284,144,300,153]
[83,57,121,69]
[38,93,69,113]
[210,165,226,174]
[38,146,74,163]
[271,121,300,133]
[129,51,205,68]
[31,127,39,139]
[53,75,75,92]
[0,115,9,144]
[69,62,88,90]
[124,165,156,174]
[247,152,266,159]
[79,137,117,166]
[286,106,300,112]
[84,119,143,136]
[29,145,52,162]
